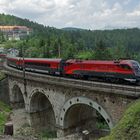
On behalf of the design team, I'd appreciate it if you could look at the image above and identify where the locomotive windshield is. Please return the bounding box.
[131,61,140,76]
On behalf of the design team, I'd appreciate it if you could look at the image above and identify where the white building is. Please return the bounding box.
[0,26,31,40]
[7,48,19,57]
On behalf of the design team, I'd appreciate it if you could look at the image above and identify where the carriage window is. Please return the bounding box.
[25,62,50,67]
[65,63,72,66]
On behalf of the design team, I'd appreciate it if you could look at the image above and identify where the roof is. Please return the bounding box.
[0,26,30,31]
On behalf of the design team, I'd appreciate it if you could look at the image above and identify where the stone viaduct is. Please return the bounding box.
[2,63,140,137]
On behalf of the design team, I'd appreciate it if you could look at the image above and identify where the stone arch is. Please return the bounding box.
[59,97,114,135]
[29,89,56,134]
[11,84,25,109]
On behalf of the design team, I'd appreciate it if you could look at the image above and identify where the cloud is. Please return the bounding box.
[127,10,140,16]
[124,0,131,5]
[0,0,140,29]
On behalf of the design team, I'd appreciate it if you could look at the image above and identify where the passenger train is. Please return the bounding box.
[2,54,139,85]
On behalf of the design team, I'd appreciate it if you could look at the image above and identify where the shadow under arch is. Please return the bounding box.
[59,97,114,136]
[11,84,25,109]
[29,91,56,134]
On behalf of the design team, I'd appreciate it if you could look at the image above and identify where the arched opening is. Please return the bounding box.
[12,85,25,109]
[64,104,110,138]
[29,92,56,137]
[60,97,112,139]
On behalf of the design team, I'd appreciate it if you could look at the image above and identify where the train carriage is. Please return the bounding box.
[5,55,140,84]
[24,58,62,75]
[7,56,62,75]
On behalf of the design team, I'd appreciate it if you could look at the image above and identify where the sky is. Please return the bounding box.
[0,0,140,30]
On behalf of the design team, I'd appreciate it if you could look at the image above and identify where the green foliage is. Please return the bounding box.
[0,112,6,134]
[39,130,57,139]
[0,101,11,134]
[0,31,5,43]
[96,111,109,130]
[96,122,109,130]
[75,51,94,59]
[100,100,140,140]
[0,101,11,113]
[0,72,5,80]
[94,40,112,60]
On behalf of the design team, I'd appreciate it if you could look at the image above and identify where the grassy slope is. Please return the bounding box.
[0,72,5,80]
[0,101,11,134]
[100,100,140,140]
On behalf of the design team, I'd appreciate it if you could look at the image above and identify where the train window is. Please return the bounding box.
[25,62,32,65]
[25,62,50,67]
[120,64,132,70]
[132,62,140,69]
[132,61,140,74]
[65,63,72,66]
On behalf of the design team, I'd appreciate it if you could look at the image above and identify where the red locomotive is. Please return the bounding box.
[64,59,140,82]
[5,56,140,84]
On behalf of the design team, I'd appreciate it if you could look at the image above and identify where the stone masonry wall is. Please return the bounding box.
[0,77,10,104]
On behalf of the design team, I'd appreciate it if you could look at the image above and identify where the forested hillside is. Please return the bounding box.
[0,14,140,61]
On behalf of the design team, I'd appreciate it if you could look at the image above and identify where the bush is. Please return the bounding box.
[0,101,11,134]
[100,100,140,140]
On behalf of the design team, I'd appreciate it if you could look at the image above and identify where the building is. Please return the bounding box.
[0,26,31,40]
[0,47,4,54]
[7,48,19,57]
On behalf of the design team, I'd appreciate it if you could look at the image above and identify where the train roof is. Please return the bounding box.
[66,59,135,65]
[6,57,140,65]
[7,57,62,62]
[24,58,62,62]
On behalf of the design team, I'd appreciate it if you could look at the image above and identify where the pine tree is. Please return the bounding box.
[94,40,112,60]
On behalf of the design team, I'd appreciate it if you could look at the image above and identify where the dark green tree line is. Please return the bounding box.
[1,14,140,62]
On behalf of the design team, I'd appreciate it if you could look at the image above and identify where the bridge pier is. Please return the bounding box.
[57,128,65,137]
[9,83,26,109]
[29,111,56,131]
